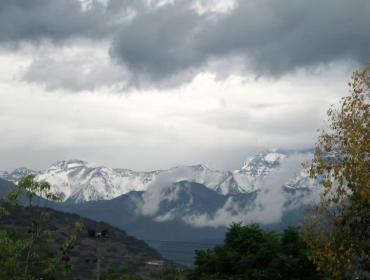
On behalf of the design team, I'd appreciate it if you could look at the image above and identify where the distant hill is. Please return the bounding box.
[0,177,19,197]
[0,181,173,279]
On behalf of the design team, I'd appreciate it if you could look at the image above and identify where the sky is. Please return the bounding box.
[0,0,369,172]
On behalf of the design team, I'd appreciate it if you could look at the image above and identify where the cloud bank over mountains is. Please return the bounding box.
[176,154,317,227]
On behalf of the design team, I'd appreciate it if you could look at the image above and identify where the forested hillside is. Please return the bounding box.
[0,204,172,279]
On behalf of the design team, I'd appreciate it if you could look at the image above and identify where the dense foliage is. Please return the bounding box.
[0,227,69,280]
[302,61,370,279]
[188,223,322,280]
[156,267,188,280]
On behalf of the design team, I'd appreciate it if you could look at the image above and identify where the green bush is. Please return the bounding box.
[188,223,323,280]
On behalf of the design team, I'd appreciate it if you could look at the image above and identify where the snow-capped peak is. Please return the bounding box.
[0,167,36,183]
[43,159,94,173]
[12,167,35,175]
[190,164,211,171]
[237,149,290,177]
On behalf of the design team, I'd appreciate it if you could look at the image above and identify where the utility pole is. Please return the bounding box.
[96,238,101,280]
[88,229,108,280]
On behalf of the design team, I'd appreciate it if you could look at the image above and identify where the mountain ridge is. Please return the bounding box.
[0,148,315,204]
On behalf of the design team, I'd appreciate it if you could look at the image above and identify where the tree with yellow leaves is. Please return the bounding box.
[302,61,370,280]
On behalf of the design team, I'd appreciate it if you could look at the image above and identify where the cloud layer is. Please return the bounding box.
[111,0,370,85]
[0,0,369,89]
[0,0,367,172]
[0,0,112,44]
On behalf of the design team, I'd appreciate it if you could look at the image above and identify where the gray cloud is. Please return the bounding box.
[109,2,202,84]
[110,0,370,85]
[20,53,130,92]
[0,0,114,45]
[3,0,369,89]
[201,103,323,134]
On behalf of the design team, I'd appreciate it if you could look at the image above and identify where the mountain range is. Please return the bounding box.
[0,148,315,204]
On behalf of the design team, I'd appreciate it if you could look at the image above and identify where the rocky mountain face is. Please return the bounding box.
[0,149,315,204]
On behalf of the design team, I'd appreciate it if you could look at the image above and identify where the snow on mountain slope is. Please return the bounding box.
[162,165,231,190]
[0,167,36,183]
[35,160,161,203]
[0,149,315,203]
[216,173,257,195]
[0,171,9,179]
[43,162,232,203]
[226,149,315,193]
[237,149,291,176]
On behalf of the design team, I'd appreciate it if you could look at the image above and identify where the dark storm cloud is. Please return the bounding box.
[0,0,113,44]
[110,0,370,82]
[110,2,203,80]
[2,0,370,87]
